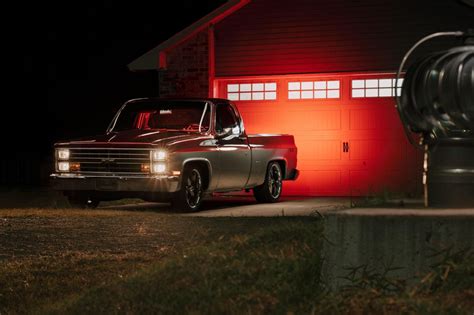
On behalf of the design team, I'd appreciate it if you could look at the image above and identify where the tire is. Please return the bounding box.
[172,165,204,212]
[67,195,100,209]
[253,162,283,203]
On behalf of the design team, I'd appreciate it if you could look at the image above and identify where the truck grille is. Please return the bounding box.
[69,148,150,174]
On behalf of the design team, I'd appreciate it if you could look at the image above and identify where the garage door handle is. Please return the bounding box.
[343,142,349,153]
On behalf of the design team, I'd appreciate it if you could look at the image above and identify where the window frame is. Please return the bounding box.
[351,78,403,99]
[287,80,341,100]
[226,82,278,102]
[215,103,241,135]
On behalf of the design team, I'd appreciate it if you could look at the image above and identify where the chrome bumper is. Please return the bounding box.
[50,173,180,193]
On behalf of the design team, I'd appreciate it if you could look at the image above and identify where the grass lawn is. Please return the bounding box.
[0,208,473,314]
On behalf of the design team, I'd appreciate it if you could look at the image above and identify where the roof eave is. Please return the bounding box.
[128,0,250,72]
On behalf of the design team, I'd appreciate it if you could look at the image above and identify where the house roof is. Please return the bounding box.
[128,0,250,72]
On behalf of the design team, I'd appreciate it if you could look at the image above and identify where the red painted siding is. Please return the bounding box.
[215,0,473,76]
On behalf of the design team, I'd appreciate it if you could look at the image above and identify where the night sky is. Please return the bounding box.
[15,1,226,155]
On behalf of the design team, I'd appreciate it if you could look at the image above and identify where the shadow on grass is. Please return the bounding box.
[0,187,148,210]
[44,220,325,315]
[0,187,70,209]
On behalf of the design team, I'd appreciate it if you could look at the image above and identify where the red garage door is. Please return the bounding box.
[215,73,422,196]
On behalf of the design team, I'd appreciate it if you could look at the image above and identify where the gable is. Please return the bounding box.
[214,0,473,76]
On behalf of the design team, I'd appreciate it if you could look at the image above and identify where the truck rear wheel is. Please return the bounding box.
[253,162,283,203]
[171,165,204,212]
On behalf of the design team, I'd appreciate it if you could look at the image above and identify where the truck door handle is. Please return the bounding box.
[343,142,349,153]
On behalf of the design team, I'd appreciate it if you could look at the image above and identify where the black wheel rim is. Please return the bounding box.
[185,169,202,208]
[268,164,282,198]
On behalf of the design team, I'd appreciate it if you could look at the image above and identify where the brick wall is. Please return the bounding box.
[159,30,209,97]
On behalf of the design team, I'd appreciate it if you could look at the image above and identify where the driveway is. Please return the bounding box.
[102,196,352,217]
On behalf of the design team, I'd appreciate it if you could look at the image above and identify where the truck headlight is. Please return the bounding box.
[152,150,166,161]
[58,162,70,172]
[152,163,166,174]
[57,149,70,160]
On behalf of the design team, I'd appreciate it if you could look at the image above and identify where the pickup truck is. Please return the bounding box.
[51,98,298,211]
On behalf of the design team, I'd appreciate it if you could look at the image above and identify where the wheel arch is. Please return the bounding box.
[268,159,287,178]
[181,158,212,191]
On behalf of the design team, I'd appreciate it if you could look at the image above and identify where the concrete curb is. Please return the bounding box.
[321,208,474,290]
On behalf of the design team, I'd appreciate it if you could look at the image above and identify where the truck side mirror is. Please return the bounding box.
[215,127,233,139]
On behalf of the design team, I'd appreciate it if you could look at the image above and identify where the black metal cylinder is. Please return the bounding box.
[426,138,474,207]
[400,43,474,208]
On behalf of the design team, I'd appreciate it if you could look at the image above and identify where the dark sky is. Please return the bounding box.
[15,1,226,154]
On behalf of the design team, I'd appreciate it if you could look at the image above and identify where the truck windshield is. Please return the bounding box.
[111,100,210,132]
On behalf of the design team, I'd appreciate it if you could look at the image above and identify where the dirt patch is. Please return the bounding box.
[0,209,186,260]
[0,209,214,313]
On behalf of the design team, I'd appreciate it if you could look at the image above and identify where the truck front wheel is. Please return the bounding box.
[171,165,204,212]
[253,162,283,203]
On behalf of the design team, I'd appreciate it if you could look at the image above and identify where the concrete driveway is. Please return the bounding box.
[102,196,352,217]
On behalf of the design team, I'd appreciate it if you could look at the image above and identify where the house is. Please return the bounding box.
[128,0,473,196]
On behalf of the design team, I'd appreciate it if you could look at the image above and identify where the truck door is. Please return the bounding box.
[215,103,252,190]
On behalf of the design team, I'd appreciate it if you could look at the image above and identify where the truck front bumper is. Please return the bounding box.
[50,174,180,193]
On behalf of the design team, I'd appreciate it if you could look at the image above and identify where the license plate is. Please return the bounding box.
[95,179,118,191]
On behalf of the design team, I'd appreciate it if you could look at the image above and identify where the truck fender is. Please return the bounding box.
[179,158,213,191]
[268,158,288,179]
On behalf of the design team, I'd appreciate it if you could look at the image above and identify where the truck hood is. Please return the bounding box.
[57,130,210,148]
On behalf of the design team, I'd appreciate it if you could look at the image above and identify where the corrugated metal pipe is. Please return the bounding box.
[396,30,474,207]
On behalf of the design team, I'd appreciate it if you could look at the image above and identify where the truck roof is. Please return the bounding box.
[127,97,231,103]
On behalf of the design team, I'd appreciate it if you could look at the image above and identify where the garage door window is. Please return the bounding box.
[227,82,277,101]
[351,78,403,98]
[288,80,340,100]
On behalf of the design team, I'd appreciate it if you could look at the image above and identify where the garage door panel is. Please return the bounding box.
[350,169,413,195]
[238,111,279,133]
[284,110,341,130]
[284,170,343,195]
[376,170,410,192]
[349,170,369,195]
[349,108,402,131]
[297,140,341,161]
[217,74,422,197]
[297,160,344,171]
[240,111,342,136]
[243,110,342,132]
[350,140,405,161]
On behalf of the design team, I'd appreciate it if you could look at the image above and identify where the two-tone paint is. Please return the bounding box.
[51,98,298,200]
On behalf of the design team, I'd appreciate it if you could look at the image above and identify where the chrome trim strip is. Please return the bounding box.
[198,102,209,132]
[51,173,179,180]
[68,147,151,150]
[106,98,149,133]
